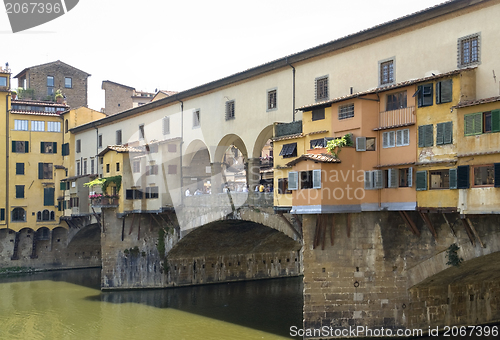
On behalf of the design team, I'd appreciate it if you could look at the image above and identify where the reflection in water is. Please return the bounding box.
[0,269,302,340]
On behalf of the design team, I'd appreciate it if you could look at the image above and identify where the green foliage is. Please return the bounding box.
[84,176,122,194]
[84,178,106,188]
[0,266,33,274]
[445,243,464,267]
[124,246,140,257]
[16,88,34,100]
[326,133,353,158]
[55,89,63,98]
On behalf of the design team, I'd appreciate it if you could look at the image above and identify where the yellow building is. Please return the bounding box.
[0,67,10,227]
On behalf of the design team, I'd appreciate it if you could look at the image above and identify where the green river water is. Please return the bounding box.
[0,269,303,340]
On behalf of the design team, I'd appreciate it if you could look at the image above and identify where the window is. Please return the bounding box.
[382,131,395,148]
[473,165,494,187]
[15,185,24,198]
[418,124,434,147]
[0,208,4,221]
[163,116,170,135]
[145,186,159,199]
[168,144,177,153]
[458,33,480,67]
[139,124,145,140]
[356,137,376,151]
[386,91,407,111]
[417,84,433,107]
[62,143,70,156]
[436,80,453,104]
[279,143,297,158]
[267,89,277,111]
[106,164,110,173]
[12,208,26,222]
[277,178,291,194]
[38,163,53,179]
[133,161,141,173]
[65,120,68,133]
[116,162,120,172]
[31,121,45,132]
[379,59,394,85]
[116,130,122,145]
[76,161,81,176]
[65,77,72,88]
[0,77,6,87]
[69,197,79,208]
[146,144,158,154]
[315,76,328,101]
[399,168,413,188]
[90,158,95,174]
[14,120,28,131]
[146,165,158,176]
[364,170,383,190]
[310,138,325,149]
[12,141,28,153]
[193,109,200,127]
[37,210,54,222]
[44,188,55,206]
[225,100,235,120]
[98,134,102,148]
[338,103,354,120]
[168,165,177,174]
[16,163,24,175]
[76,139,81,153]
[429,170,450,189]
[47,76,54,87]
[396,129,410,147]
[41,142,57,154]
[288,172,298,190]
[300,171,313,189]
[436,122,453,145]
[416,171,428,191]
[83,159,87,175]
[47,121,61,132]
[465,111,500,135]
[126,189,143,200]
[312,107,325,121]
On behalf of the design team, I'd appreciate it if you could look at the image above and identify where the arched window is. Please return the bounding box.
[50,211,55,221]
[65,119,68,133]
[37,211,42,221]
[12,208,26,222]
[42,210,49,221]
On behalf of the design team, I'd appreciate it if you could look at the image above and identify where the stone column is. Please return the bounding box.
[247,158,261,192]
[211,162,224,194]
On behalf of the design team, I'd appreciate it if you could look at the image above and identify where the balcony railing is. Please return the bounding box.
[275,121,302,138]
[378,106,415,129]
[91,197,119,207]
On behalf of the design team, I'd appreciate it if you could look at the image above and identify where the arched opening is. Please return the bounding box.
[36,227,50,240]
[42,209,49,221]
[183,139,212,195]
[250,125,274,192]
[12,207,26,222]
[214,134,248,193]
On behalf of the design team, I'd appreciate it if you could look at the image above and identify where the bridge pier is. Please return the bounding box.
[301,212,500,337]
[247,157,261,191]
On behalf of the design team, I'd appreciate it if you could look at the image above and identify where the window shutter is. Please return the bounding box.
[25,141,29,153]
[444,122,453,144]
[464,114,476,136]
[388,169,398,188]
[356,137,366,151]
[40,142,45,154]
[423,84,433,106]
[313,169,321,189]
[38,163,44,179]
[473,113,483,135]
[457,165,470,189]
[396,130,403,147]
[44,188,55,206]
[494,163,500,188]
[364,171,373,190]
[425,124,433,147]
[436,123,444,145]
[53,142,57,154]
[63,201,67,210]
[374,170,384,189]
[417,85,423,107]
[418,126,425,148]
[449,168,458,189]
[288,172,298,190]
[403,129,410,145]
[492,110,500,133]
[389,131,395,147]
[408,167,413,187]
[16,185,24,198]
[435,81,441,104]
[16,163,24,175]
[60,181,66,191]
[0,208,4,221]
[416,171,427,191]
[11,141,15,152]
[441,80,453,103]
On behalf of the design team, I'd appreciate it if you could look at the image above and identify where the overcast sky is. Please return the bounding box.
[1,0,447,110]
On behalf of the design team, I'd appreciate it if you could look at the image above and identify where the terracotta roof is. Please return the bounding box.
[375,161,415,168]
[458,150,500,158]
[299,67,477,111]
[98,145,144,156]
[452,96,500,109]
[159,90,178,96]
[373,122,416,131]
[286,153,340,166]
[12,99,69,107]
[62,174,97,181]
[272,133,304,142]
[308,130,329,136]
[10,111,63,116]
[415,159,457,166]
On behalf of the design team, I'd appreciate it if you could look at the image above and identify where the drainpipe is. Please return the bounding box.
[95,126,99,177]
[179,99,184,205]
[5,92,9,226]
[287,58,296,122]
[376,93,381,209]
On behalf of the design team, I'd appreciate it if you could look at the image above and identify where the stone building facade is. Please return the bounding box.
[14,60,90,108]
[102,80,157,116]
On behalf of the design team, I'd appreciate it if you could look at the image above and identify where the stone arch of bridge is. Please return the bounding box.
[252,124,274,159]
[67,223,101,247]
[213,134,248,164]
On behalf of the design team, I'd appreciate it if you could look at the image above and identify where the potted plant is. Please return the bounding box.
[11,90,17,100]
[55,89,64,103]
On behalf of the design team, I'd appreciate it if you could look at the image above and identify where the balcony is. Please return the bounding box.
[275,121,302,138]
[376,106,415,130]
[91,196,119,208]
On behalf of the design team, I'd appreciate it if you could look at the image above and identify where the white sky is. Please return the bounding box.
[1,0,447,110]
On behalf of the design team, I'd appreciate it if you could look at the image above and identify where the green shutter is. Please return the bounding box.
[436,123,444,145]
[11,141,15,152]
[435,82,441,104]
[0,208,4,221]
[60,181,66,190]
[25,141,29,153]
[494,163,500,188]
[474,113,483,135]
[464,114,475,136]
[44,188,55,206]
[449,168,458,189]
[58,202,62,211]
[418,125,425,148]
[424,124,433,147]
[16,185,24,198]
[444,121,453,144]
[16,163,24,175]
[40,142,45,154]
[457,165,470,189]
[53,142,57,154]
[38,163,44,179]
[492,110,500,133]
[63,201,67,210]
[416,171,427,191]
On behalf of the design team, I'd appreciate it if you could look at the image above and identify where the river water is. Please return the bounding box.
[0,268,303,340]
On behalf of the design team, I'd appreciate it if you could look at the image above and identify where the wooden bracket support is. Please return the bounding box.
[466,218,485,248]
[399,211,420,236]
[419,212,437,239]
[461,218,475,246]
